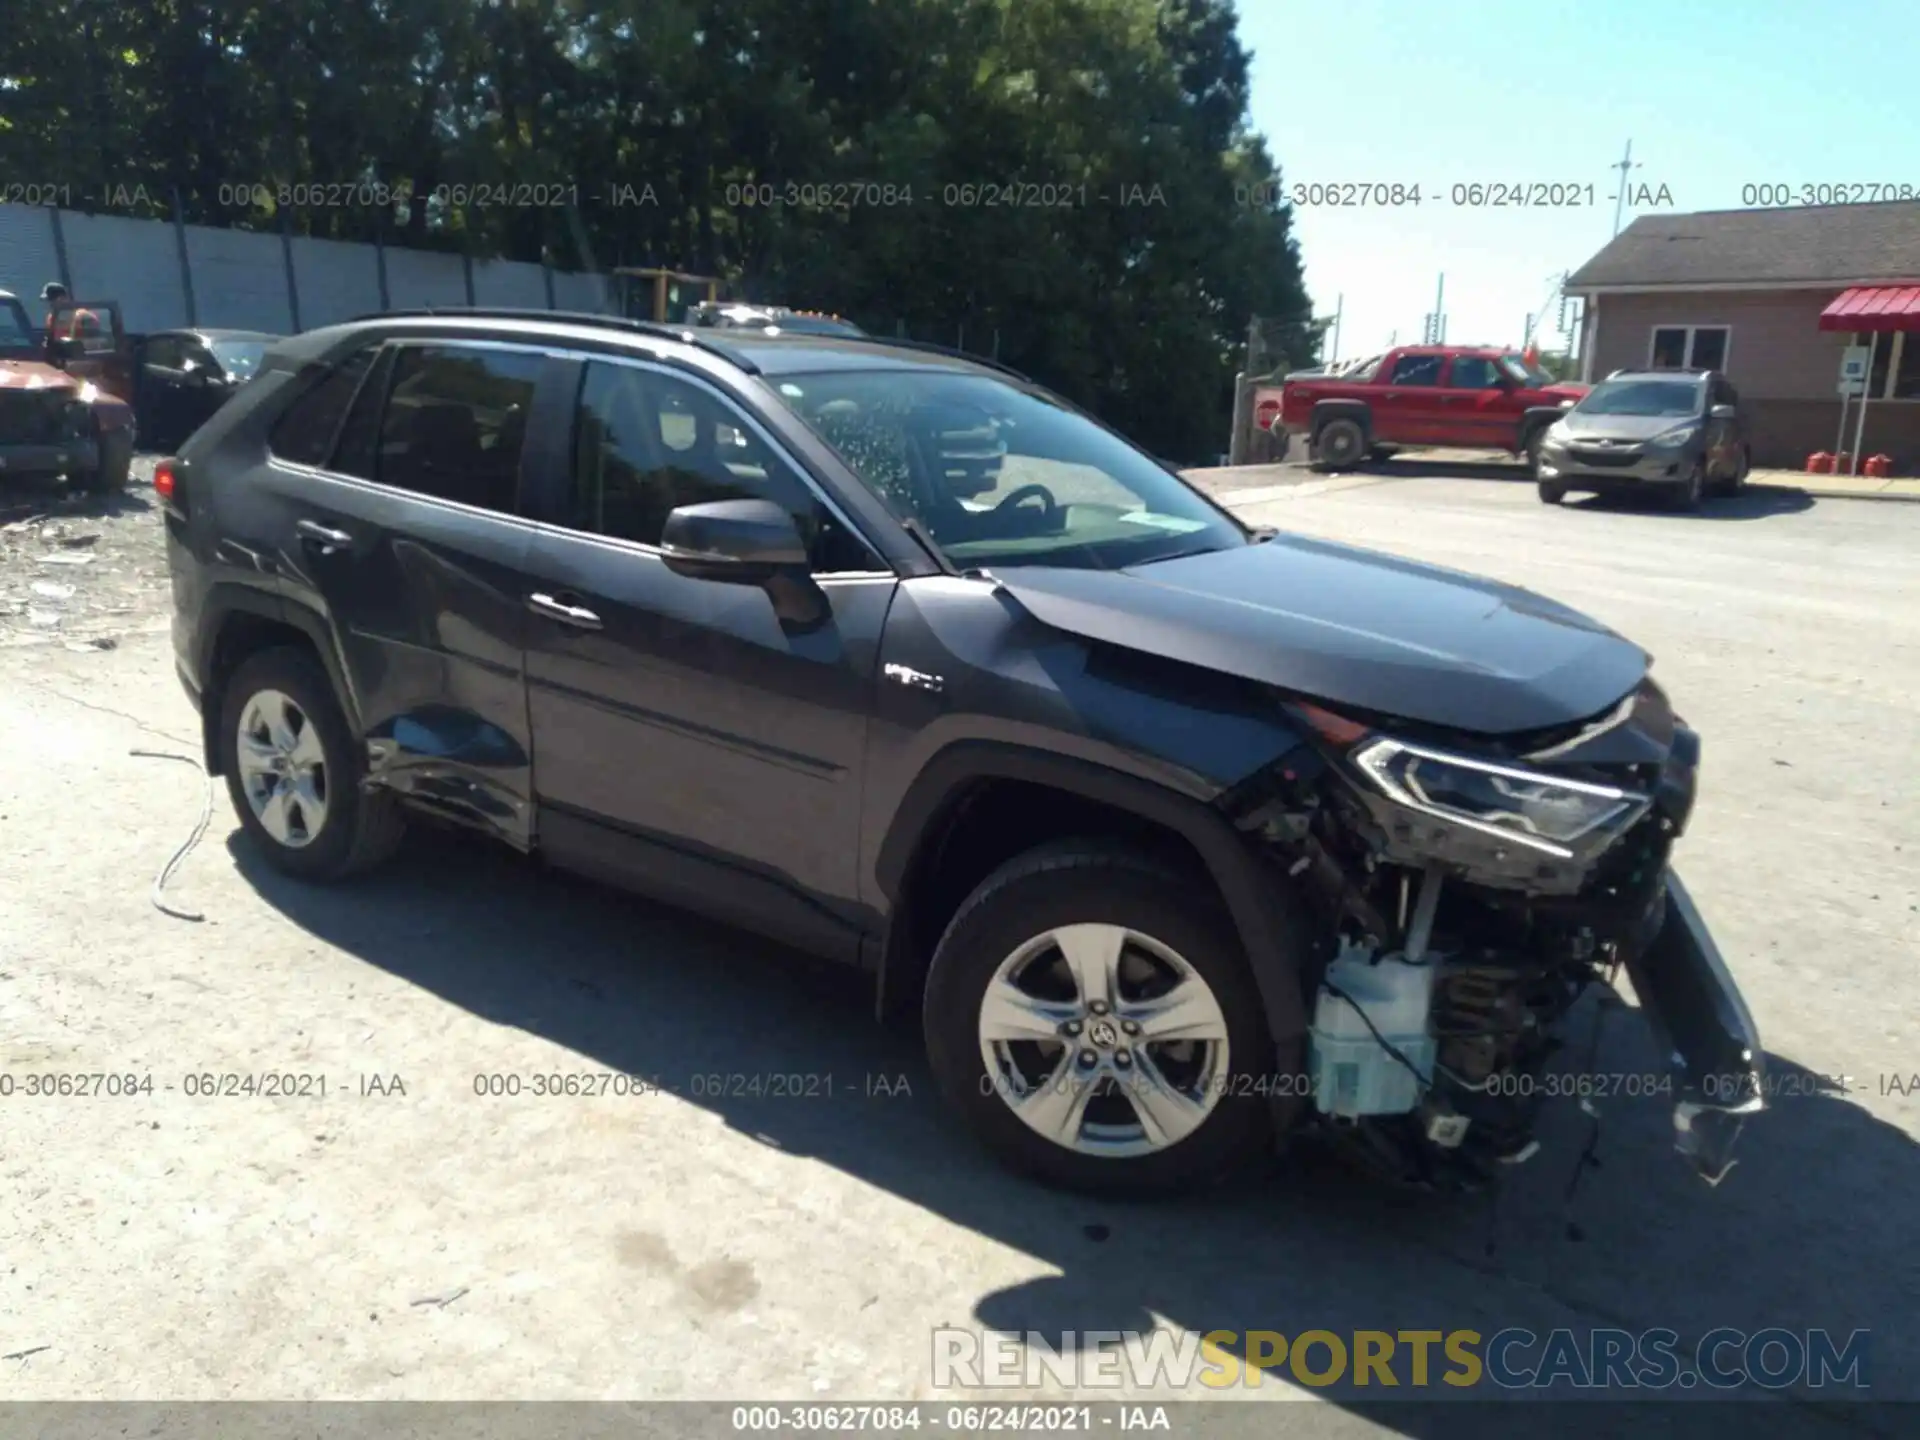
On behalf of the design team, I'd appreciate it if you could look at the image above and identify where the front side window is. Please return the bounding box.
[1575,379,1704,418]
[569,362,876,572]
[1498,354,1554,386]
[268,344,376,467]
[373,345,542,511]
[144,336,184,370]
[1449,356,1503,389]
[1388,353,1445,386]
[771,369,1247,571]
[50,304,115,351]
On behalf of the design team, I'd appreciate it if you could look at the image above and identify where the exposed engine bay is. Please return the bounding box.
[1223,676,1763,1188]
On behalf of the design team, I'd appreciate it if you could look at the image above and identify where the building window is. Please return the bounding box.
[1893,334,1920,399]
[1650,325,1730,371]
[1858,330,1920,399]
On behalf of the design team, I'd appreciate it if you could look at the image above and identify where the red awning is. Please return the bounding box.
[1819,284,1920,331]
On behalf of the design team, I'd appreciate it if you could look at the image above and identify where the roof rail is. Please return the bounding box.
[348,306,761,373]
[822,333,1035,383]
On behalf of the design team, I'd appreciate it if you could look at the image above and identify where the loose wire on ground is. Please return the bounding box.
[129,748,214,922]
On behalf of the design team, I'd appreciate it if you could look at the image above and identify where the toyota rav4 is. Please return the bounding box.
[162,308,1766,1197]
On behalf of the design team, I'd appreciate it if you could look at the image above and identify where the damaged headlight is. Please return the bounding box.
[1351,737,1649,859]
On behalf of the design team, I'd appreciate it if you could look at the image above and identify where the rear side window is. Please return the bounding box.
[268,346,376,466]
[373,345,543,512]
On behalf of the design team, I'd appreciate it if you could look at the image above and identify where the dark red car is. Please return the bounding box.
[0,291,136,493]
[1273,345,1589,471]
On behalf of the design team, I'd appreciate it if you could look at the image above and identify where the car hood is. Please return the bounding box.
[0,359,76,393]
[993,535,1649,736]
[1557,411,1694,441]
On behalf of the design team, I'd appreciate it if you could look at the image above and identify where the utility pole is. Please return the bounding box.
[1421,273,1446,344]
[1610,139,1641,239]
[1329,294,1343,366]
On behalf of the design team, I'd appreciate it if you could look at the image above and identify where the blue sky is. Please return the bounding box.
[1239,0,1920,359]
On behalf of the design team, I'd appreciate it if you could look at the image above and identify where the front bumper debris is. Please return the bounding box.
[1622,870,1765,1184]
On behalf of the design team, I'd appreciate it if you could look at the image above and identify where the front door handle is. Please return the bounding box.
[527,592,603,630]
[295,519,354,552]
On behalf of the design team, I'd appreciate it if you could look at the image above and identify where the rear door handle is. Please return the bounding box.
[295,519,354,552]
[527,592,603,630]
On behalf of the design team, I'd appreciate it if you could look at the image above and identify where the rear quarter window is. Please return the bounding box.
[267,346,377,467]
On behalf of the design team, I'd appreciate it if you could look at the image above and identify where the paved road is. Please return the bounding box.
[0,472,1913,1435]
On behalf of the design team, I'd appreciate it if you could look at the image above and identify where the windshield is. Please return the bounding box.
[773,369,1247,570]
[210,338,269,378]
[1498,354,1555,386]
[1576,378,1703,418]
[0,298,39,354]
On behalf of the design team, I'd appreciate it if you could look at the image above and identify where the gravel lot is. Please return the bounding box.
[1,463,1914,1434]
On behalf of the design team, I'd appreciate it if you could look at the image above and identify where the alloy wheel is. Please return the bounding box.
[976,923,1231,1158]
[235,689,330,848]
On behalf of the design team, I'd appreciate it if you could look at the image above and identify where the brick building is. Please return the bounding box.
[1568,202,1920,470]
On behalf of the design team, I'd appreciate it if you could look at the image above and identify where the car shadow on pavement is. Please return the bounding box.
[228,826,1912,1436]
[1568,489,1816,522]
[1358,459,1528,483]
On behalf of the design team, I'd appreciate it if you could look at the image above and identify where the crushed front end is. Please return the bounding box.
[0,378,101,479]
[1226,678,1765,1187]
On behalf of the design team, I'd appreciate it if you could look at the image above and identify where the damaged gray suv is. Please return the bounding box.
[163,308,1766,1198]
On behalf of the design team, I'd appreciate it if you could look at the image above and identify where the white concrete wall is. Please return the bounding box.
[0,203,608,335]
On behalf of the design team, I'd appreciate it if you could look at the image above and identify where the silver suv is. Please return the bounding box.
[1535,369,1751,510]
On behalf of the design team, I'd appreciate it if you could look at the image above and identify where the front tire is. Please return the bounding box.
[1537,479,1566,505]
[218,647,405,881]
[923,842,1278,1197]
[1668,461,1705,511]
[79,426,132,495]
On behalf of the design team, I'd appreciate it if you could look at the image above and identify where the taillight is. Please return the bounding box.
[153,458,178,502]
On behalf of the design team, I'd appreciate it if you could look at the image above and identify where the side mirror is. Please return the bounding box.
[1708,404,1737,421]
[660,498,809,582]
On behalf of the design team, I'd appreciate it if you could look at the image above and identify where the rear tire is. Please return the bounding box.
[218,647,405,882]
[1313,418,1366,472]
[923,841,1280,1197]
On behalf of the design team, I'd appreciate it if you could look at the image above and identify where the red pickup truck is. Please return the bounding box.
[1265,346,1588,471]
